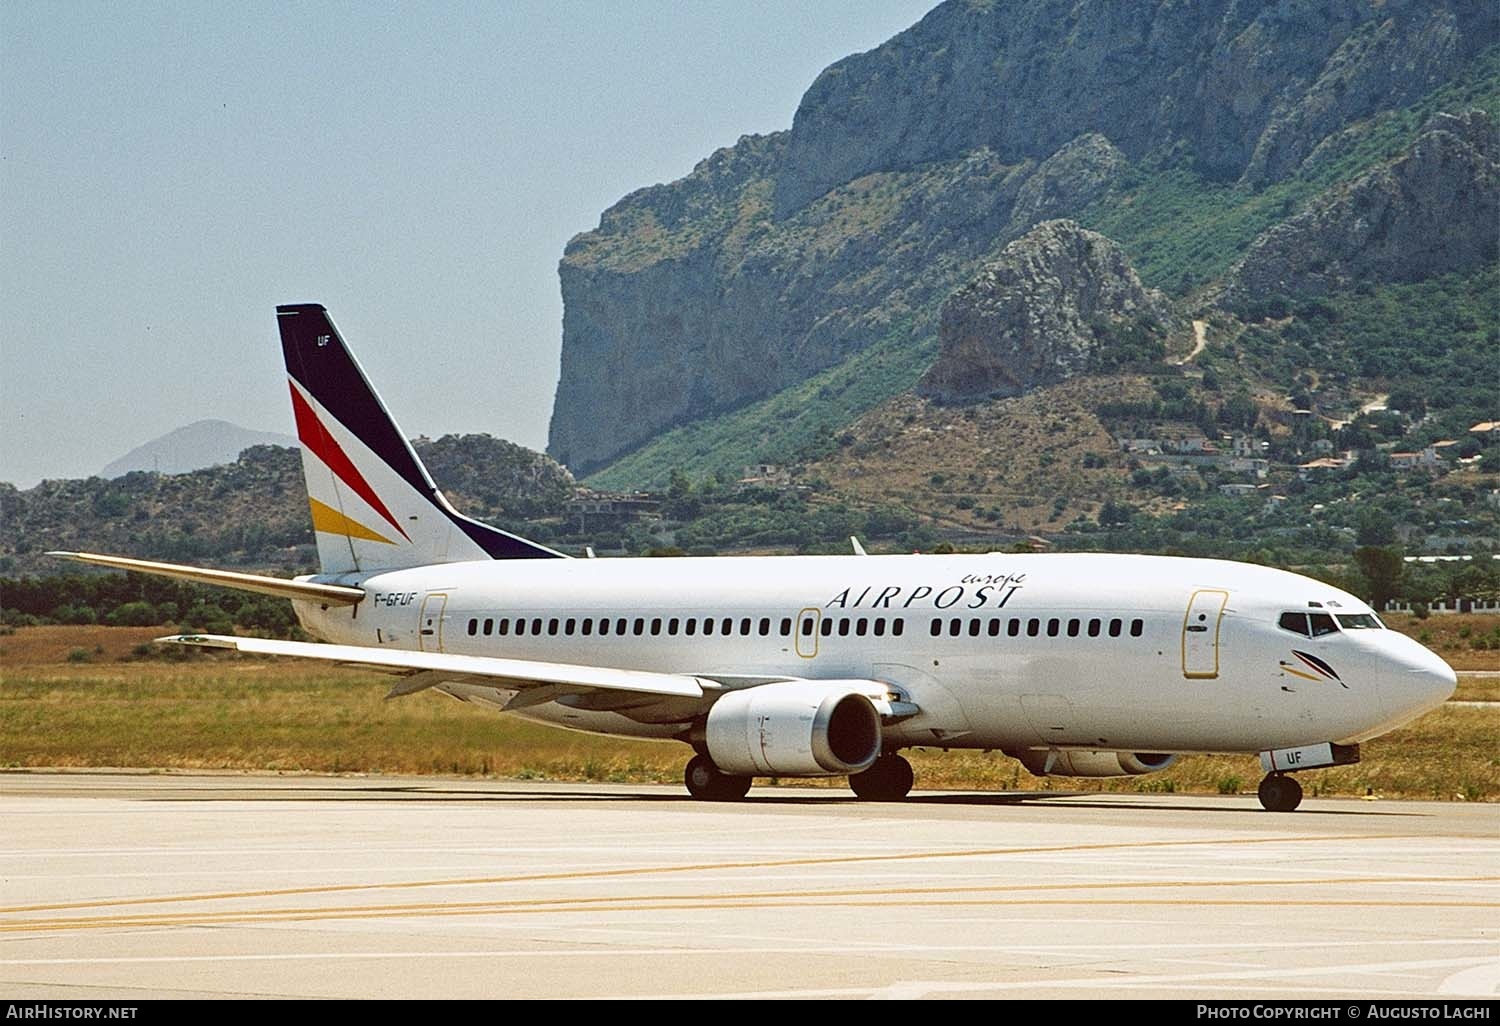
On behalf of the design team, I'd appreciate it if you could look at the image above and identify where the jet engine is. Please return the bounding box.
[1014,749,1178,778]
[705,681,883,776]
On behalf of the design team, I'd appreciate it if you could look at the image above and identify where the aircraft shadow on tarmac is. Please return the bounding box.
[137,782,1427,816]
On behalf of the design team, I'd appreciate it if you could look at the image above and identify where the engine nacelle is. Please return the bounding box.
[1014,749,1178,778]
[706,681,883,776]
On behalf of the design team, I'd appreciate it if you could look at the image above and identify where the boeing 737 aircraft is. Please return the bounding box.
[52,305,1458,810]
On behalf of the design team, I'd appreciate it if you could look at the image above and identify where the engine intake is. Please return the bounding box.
[1014,749,1178,778]
[706,681,883,776]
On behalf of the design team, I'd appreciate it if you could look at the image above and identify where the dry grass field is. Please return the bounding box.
[1,621,1495,800]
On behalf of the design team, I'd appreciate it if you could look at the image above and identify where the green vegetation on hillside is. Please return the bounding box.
[1080,45,1500,293]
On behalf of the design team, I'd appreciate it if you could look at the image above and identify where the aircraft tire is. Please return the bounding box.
[684,754,751,801]
[849,753,914,801]
[1257,773,1303,812]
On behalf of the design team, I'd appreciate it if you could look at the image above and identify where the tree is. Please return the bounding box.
[1353,546,1404,611]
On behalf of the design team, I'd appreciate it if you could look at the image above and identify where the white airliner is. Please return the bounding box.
[53,304,1457,811]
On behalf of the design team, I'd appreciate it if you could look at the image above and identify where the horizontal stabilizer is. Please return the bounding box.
[47,552,365,606]
[158,634,708,701]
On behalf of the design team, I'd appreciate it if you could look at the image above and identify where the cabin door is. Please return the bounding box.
[1181,589,1229,679]
[419,592,448,653]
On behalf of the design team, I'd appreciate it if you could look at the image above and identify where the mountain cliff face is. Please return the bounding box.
[549,0,1498,478]
[918,221,1173,401]
[1226,110,1499,302]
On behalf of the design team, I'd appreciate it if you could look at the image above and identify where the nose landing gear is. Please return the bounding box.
[1257,772,1303,812]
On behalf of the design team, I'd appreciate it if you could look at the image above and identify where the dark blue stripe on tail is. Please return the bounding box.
[276,304,561,560]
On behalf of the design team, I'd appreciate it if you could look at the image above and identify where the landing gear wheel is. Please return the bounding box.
[684,754,752,801]
[1258,773,1303,812]
[849,753,915,801]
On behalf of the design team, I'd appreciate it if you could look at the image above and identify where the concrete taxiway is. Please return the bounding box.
[1,772,1496,1000]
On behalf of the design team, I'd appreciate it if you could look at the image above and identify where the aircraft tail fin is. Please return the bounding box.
[277,304,564,574]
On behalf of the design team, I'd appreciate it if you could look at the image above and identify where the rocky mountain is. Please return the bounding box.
[917,220,1176,402]
[1,435,574,576]
[549,0,1498,476]
[98,419,297,479]
[1225,110,1499,302]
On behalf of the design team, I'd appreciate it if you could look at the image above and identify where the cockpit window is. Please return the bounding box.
[1337,613,1382,630]
[1280,611,1343,637]
[1309,612,1339,637]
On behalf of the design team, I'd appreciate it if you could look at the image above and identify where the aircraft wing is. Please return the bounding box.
[49,552,364,606]
[160,633,707,701]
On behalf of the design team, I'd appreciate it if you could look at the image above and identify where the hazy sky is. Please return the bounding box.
[1,0,937,488]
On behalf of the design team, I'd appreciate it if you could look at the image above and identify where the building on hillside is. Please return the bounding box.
[738,464,793,489]
[564,492,662,533]
[1227,457,1270,479]
[1296,456,1350,481]
[1389,446,1441,470]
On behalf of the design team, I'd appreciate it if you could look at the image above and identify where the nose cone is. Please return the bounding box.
[1392,634,1458,716]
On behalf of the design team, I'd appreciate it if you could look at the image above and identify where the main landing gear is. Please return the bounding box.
[849,753,915,801]
[683,754,752,801]
[1257,772,1303,812]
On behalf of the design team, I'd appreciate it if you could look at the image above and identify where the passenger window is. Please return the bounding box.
[988,618,1001,637]
[722,617,734,635]
[702,618,714,636]
[801,617,815,637]
[547,618,559,636]
[467,618,477,636]
[1130,618,1144,637]
[822,617,835,637]
[1278,612,1310,638]
[1008,618,1021,637]
[667,618,679,636]
[565,618,576,636]
[1067,618,1080,637]
[633,617,644,635]
[515,618,527,637]
[759,617,771,636]
[650,618,662,636]
[740,618,752,635]
[482,618,493,636]
[1087,618,1100,637]
[685,618,697,636]
[949,618,962,637]
[780,617,792,637]
[1047,618,1060,637]
[531,617,543,635]
[1027,618,1040,637]
[596,618,608,636]
[838,618,850,637]
[1108,618,1122,637]
[856,618,868,637]
[873,618,886,637]
[968,618,981,637]
[930,619,942,637]
[1309,613,1338,637]
[497,619,509,636]
[892,619,904,637]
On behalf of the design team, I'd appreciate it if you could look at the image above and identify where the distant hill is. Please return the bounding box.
[99,420,297,479]
[2,435,574,576]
